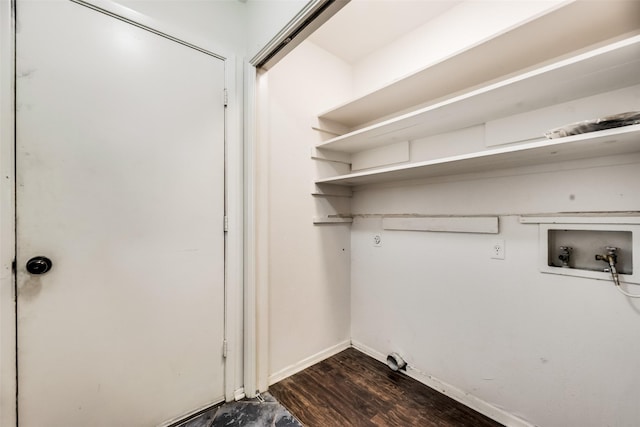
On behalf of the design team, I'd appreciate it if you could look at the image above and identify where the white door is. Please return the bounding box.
[16,1,226,426]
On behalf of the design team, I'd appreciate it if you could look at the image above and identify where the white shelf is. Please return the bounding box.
[318,1,640,129]
[315,126,640,187]
[316,35,640,154]
[520,214,640,225]
[313,217,353,224]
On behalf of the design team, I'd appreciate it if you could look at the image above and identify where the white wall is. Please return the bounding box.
[264,41,353,382]
[351,154,640,426]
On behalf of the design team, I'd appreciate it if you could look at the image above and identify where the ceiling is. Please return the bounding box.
[308,0,462,64]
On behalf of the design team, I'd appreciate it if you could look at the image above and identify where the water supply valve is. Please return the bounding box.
[595,246,618,270]
[558,246,572,268]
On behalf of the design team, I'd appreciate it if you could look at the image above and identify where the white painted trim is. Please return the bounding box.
[351,341,534,427]
[0,1,16,426]
[243,63,259,398]
[254,68,270,395]
[223,55,244,403]
[268,340,351,386]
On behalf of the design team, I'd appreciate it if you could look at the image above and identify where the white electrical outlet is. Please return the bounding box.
[491,239,505,259]
[373,234,382,247]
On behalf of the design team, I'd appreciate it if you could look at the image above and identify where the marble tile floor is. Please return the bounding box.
[176,392,304,427]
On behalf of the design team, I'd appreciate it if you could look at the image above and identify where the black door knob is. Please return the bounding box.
[26,256,53,275]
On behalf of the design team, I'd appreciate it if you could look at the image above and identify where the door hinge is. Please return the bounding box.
[223,88,228,107]
[223,215,229,232]
[222,340,228,358]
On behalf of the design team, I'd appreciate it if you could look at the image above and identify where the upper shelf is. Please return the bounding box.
[315,125,640,187]
[316,35,640,154]
[318,1,640,130]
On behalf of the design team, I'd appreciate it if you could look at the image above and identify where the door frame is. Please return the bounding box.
[0,1,245,425]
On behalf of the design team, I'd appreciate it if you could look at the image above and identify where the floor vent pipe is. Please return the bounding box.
[386,353,407,372]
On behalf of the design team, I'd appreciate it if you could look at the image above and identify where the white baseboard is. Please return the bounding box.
[268,339,351,386]
[351,340,534,427]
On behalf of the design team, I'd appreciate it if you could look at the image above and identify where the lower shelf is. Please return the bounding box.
[313,216,353,224]
[315,125,640,187]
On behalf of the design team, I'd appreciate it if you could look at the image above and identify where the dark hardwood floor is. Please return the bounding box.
[269,348,503,427]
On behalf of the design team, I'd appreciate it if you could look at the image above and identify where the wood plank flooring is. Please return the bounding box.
[269,348,504,427]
